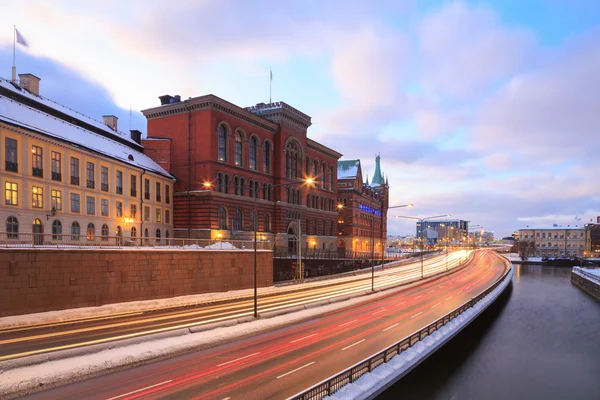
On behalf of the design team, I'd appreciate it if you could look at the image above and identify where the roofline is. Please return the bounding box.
[306,138,343,159]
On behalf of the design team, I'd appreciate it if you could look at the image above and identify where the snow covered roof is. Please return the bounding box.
[338,159,360,179]
[0,93,173,179]
[519,226,585,231]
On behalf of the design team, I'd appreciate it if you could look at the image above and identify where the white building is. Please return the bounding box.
[518,226,585,257]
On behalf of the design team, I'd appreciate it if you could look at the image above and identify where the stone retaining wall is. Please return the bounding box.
[571,269,600,301]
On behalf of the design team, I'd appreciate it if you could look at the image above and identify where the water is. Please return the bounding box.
[379,264,600,400]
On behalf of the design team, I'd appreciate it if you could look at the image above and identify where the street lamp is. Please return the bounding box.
[394,214,451,279]
[204,177,314,318]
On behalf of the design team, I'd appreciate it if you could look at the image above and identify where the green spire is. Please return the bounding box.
[385,174,389,186]
[371,154,384,186]
[366,175,369,185]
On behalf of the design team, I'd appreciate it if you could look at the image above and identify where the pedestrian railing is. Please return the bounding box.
[0,232,273,251]
[288,261,512,400]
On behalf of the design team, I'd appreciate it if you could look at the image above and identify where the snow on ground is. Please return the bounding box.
[503,254,543,262]
[585,269,600,277]
[573,267,600,284]
[325,265,514,400]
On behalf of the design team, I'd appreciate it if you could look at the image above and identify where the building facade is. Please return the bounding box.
[142,96,341,252]
[0,74,174,243]
[336,156,389,257]
[417,220,469,243]
[518,226,585,257]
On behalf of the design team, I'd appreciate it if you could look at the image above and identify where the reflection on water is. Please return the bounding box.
[378,264,600,400]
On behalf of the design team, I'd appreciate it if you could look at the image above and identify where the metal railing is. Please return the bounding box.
[573,267,600,285]
[0,232,273,251]
[289,261,512,400]
[274,248,425,261]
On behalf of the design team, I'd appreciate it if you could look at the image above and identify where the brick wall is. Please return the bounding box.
[0,249,273,317]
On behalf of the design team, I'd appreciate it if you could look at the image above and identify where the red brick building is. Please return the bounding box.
[141,96,341,252]
[337,156,389,257]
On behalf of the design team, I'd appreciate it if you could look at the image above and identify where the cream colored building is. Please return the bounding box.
[0,74,174,243]
[518,226,585,257]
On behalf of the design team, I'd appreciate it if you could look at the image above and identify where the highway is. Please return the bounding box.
[20,250,508,400]
[0,252,468,362]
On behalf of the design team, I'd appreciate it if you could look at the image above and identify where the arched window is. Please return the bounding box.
[234,176,240,195]
[71,222,80,241]
[116,226,122,237]
[87,223,95,241]
[264,213,271,232]
[249,136,258,170]
[255,181,260,199]
[285,140,301,179]
[329,166,334,191]
[306,193,311,207]
[101,224,109,241]
[233,209,243,231]
[6,216,19,239]
[52,220,62,240]
[166,230,170,239]
[312,160,318,182]
[263,141,271,174]
[330,221,335,236]
[218,207,227,230]
[218,124,228,162]
[249,211,256,231]
[322,162,327,189]
[234,131,243,166]
[286,187,291,203]
[317,220,322,236]
[240,178,246,196]
[217,172,224,193]
[249,179,255,198]
[156,229,161,239]
[131,227,137,238]
[224,174,230,193]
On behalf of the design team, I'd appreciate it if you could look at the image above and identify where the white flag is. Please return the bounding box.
[16,29,28,47]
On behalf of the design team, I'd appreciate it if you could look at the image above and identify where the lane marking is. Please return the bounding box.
[395,301,406,307]
[342,339,366,351]
[372,309,386,315]
[410,311,423,319]
[383,323,400,332]
[446,296,453,300]
[414,295,423,299]
[222,398,231,400]
[290,333,317,343]
[458,290,463,294]
[217,352,260,367]
[339,319,358,327]
[105,380,172,400]
[431,303,440,308]
[277,361,316,379]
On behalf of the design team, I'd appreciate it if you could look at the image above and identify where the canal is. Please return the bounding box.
[379,264,600,400]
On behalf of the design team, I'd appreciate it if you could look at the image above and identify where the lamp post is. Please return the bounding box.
[394,214,451,279]
[203,177,314,318]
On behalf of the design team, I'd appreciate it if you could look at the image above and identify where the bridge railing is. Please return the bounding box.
[288,259,512,400]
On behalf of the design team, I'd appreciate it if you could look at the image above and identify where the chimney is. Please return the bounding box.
[130,129,142,145]
[159,95,173,105]
[172,95,181,103]
[103,115,118,131]
[19,73,41,96]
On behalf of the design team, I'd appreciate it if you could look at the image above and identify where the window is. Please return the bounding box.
[322,162,327,189]
[144,206,150,221]
[101,224,109,240]
[86,162,95,189]
[165,184,170,204]
[240,178,246,196]
[249,211,256,231]
[144,178,150,200]
[130,175,137,197]
[285,140,300,179]
[70,157,80,185]
[156,208,161,223]
[329,166,334,191]
[312,161,318,183]
[144,228,149,240]
[232,209,242,231]
[5,182,17,205]
[6,216,18,239]
[71,193,80,213]
[51,189,62,211]
[52,220,62,240]
[130,204,137,219]
[264,213,271,232]
[234,176,240,196]
[165,209,170,224]
[5,138,18,172]
[156,182,161,202]
[166,230,170,239]
[116,171,123,194]
[131,227,137,238]
[32,145,43,178]
[71,221,80,240]
[263,141,271,174]
[51,151,62,181]
[249,136,258,170]
[101,199,109,216]
[156,229,161,241]
[86,196,95,215]
[101,166,109,191]
[116,201,123,217]
[249,179,255,198]
[116,226,122,237]
[87,223,95,241]
[218,124,228,162]
[218,207,227,230]
[32,186,43,208]
[234,131,243,166]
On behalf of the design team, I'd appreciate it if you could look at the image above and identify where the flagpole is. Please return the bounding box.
[12,25,16,83]
[269,68,272,104]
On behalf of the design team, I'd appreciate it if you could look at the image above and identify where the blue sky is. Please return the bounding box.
[2,0,600,237]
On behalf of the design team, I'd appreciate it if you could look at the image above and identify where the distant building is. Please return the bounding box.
[416,220,469,243]
[518,226,585,257]
[0,74,174,242]
[336,156,389,256]
[584,222,600,257]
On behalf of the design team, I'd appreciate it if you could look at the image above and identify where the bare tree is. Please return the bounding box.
[512,240,535,261]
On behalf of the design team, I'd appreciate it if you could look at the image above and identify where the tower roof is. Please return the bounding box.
[371,154,384,187]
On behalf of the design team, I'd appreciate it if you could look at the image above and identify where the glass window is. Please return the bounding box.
[32,145,43,177]
[143,178,150,200]
[156,229,161,239]
[165,209,170,224]
[71,222,80,240]
[116,171,123,194]
[155,208,161,223]
[286,141,300,179]
[329,166,334,191]
[52,220,62,240]
[232,209,242,231]
[101,166,109,191]
[51,151,61,181]
[101,224,109,240]
[86,196,95,215]
[5,138,18,172]
[218,124,227,162]
[144,206,150,221]
[156,182,161,202]
[101,199,109,216]
[87,223,95,241]
[264,213,271,232]
[6,216,18,239]
[130,204,137,219]
[234,132,243,166]
[51,189,62,211]
[263,141,271,174]
[131,227,137,238]
[130,175,137,197]
[217,207,227,230]
[5,182,17,205]
[249,136,257,170]
[70,157,80,185]
[71,193,80,213]
[116,201,123,217]
[86,162,95,189]
[32,186,43,208]
[165,184,170,204]
[249,211,256,231]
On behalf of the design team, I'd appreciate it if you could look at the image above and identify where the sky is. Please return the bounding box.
[2,0,600,238]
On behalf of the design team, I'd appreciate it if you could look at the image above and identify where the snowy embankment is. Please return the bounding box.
[503,253,543,262]
[324,266,514,400]
[572,266,600,283]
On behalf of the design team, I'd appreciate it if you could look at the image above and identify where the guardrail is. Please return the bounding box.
[289,258,511,400]
[572,267,600,285]
[274,248,434,261]
[0,232,273,251]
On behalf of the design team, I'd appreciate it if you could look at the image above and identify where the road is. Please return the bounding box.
[20,250,508,400]
[0,252,468,362]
